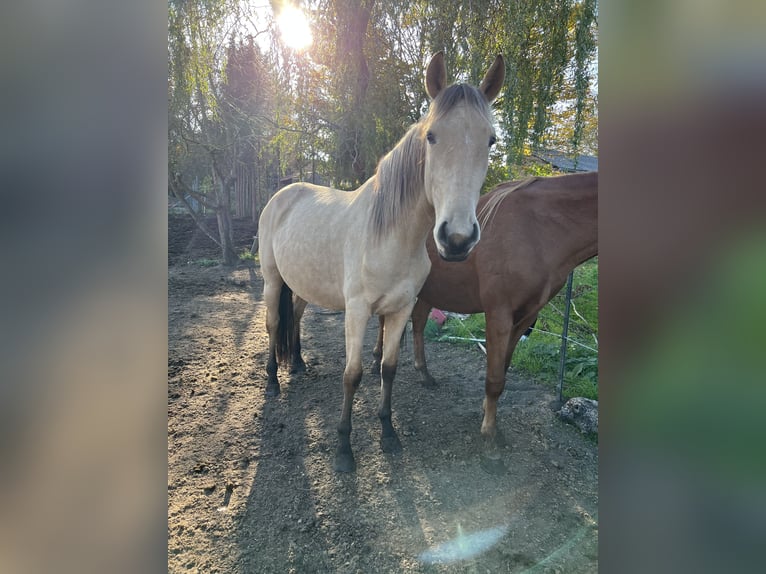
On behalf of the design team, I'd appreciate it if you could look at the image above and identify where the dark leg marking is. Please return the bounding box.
[379,363,402,454]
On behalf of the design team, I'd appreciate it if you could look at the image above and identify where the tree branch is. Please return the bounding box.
[169,174,223,250]
[171,172,220,210]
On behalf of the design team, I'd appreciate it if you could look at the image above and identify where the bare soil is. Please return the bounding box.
[168,215,598,573]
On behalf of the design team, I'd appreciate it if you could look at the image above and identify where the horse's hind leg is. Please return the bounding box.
[334,304,369,473]
[378,305,412,454]
[263,276,284,397]
[290,295,308,373]
[411,298,437,387]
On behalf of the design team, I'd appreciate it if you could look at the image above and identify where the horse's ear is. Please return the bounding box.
[479,54,505,102]
[425,51,447,99]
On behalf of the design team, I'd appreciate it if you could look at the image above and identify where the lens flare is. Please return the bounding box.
[418,524,509,564]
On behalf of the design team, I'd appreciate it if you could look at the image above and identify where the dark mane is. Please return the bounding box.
[369,83,494,240]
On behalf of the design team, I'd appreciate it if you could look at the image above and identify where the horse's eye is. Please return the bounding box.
[426,131,436,144]
[489,135,497,147]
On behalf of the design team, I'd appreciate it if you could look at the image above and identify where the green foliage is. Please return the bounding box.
[239,249,256,262]
[437,313,488,344]
[572,0,598,155]
[519,257,599,399]
[423,317,441,341]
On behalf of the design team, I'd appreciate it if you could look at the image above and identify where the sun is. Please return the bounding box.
[277,5,313,51]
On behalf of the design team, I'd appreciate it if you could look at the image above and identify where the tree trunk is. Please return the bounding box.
[335,0,373,184]
[216,173,238,266]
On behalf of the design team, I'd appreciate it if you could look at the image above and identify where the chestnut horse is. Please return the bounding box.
[258,52,505,472]
[374,172,598,445]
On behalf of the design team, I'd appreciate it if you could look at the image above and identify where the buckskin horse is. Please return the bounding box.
[258,52,505,472]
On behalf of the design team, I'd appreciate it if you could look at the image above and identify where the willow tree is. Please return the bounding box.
[348,0,598,175]
[168,0,275,265]
[395,0,598,173]
[500,0,597,168]
[167,0,598,245]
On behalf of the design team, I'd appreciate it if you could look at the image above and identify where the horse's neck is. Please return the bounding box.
[386,187,434,250]
[362,177,434,253]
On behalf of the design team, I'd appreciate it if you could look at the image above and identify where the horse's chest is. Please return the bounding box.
[371,286,415,316]
[367,264,429,316]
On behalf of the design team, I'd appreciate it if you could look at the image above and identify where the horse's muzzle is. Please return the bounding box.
[436,221,479,262]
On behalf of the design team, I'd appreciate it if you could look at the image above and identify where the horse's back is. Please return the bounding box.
[259,182,364,310]
[260,182,350,230]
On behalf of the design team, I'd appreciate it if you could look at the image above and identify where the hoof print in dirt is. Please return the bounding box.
[558,397,598,435]
[489,429,509,449]
[480,453,507,475]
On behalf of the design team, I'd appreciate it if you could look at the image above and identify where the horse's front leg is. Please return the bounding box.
[378,304,414,454]
[481,312,537,444]
[334,304,369,473]
[477,309,515,474]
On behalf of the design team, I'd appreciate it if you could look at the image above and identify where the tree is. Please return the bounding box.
[167,0,599,256]
[168,0,276,265]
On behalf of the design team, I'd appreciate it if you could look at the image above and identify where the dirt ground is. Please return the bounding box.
[168,216,598,573]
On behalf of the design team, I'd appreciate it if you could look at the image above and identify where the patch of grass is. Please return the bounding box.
[190,258,220,267]
[437,313,486,345]
[426,258,598,400]
[239,249,257,262]
[423,317,441,340]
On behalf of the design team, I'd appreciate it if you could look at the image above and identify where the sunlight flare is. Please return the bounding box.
[277,4,313,51]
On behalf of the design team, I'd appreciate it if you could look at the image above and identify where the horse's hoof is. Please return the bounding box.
[264,383,280,397]
[290,360,306,374]
[416,368,438,388]
[380,433,403,454]
[333,451,356,473]
[420,374,438,388]
[479,430,507,474]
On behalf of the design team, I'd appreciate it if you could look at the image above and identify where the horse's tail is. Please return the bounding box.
[275,283,295,366]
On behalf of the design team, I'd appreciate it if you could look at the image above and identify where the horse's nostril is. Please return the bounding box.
[437,221,449,244]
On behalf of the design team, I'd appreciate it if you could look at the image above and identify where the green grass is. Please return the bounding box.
[427,258,598,400]
[190,258,220,267]
[239,248,257,262]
